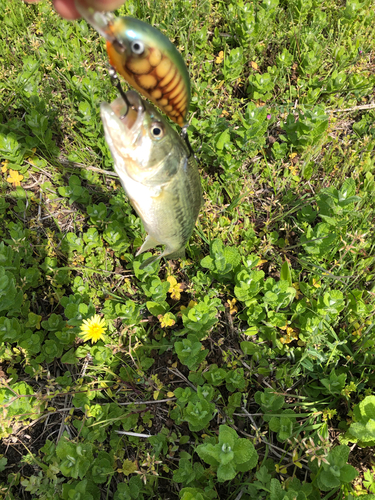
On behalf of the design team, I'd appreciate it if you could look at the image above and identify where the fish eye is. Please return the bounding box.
[150,122,165,140]
[131,40,145,55]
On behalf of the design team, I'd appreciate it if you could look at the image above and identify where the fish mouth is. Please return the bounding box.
[100,90,146,148]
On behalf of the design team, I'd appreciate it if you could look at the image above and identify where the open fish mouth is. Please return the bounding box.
[100,90,146,147]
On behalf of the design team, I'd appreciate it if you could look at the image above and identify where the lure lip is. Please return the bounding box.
[74,0,117,43]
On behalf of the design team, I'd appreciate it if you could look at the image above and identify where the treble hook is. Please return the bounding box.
[108,67,146,113]
[180,125,195,159]
[109,66,193,156]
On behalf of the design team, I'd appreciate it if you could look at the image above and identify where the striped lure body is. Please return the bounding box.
[100,91,202,269]
[106,17,191,127]
[74,2,191,126]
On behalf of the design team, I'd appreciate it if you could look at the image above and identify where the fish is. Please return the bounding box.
[75,1,191,126]
[100,90,202,269]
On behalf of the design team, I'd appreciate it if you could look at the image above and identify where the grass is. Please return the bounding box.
[1,0,375,498]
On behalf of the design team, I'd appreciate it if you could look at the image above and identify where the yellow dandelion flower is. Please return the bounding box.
[80,315,106,343]
[256,259,267,267]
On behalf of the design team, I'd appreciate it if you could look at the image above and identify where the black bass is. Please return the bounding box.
[100,90,202,269]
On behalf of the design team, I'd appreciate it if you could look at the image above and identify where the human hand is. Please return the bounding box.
[24,0,124,20]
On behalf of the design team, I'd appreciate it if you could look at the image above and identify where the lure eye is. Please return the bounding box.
[131,40,145,55]
[150,122,165,140]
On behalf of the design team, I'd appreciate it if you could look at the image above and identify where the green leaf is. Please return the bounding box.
[61,348,79,365]
[319,470,340,490]
[216,128,231,150]
[146,301,168,316]
[196,443,220,467]
[218,425,237,448]
[339,464,358,483]
[0,457,8,472]
[56,437,93,479]
[270,478,284,500]
[217,462,236,482]
[233,439,257,466]
[280,261,292,287]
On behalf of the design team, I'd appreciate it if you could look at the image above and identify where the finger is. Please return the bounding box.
[53,0,81,19]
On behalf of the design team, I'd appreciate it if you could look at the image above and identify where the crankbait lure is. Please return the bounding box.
[75,2,191,127]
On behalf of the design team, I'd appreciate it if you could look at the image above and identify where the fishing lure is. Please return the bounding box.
[75,2,191,127]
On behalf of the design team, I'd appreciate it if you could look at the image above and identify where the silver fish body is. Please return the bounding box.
[100,91,202,269]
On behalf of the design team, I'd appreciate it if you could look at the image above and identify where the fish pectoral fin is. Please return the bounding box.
[139,247,186,270]
[135,234,160,256]
[139,253,163,270]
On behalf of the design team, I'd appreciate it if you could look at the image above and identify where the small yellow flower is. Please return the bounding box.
[289,164,298,176]
[312,278,321,288]
[158,312,176,328]
[167,276,183,301]
[7,169,24,187]
[1,159,9,173]
[251,61,258,70]
[280,326,298,344]
[179,300,197,314]
[226,298,238,315]
[215,50,224,64]
[256,259,267,267]
[80,314,106,343]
